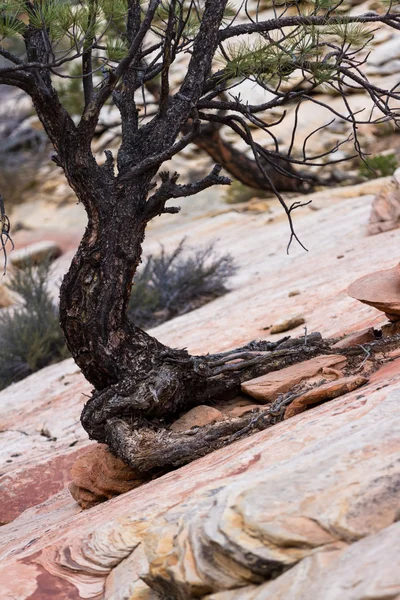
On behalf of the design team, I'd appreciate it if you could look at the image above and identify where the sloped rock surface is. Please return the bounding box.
[1,175,400,597]
[1,358,399,599]
[9,240,62,267]
[0,359,92,523]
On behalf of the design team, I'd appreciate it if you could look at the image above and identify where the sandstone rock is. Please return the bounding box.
[270,315,305,334]
[369,35,400,66]
[10,240,62,267]
[69,444,146,509]
[170,405,224,432]
[347,265,400,321]
[241,355,346,403]
[288,289,300,297]
[2,163,400,598]
[368,169,400,235]
[332,327,376,349]
[207,522,400,600]
[227,404,262,418]
[215,396,258,411]
[1,359,400,598]
[0,358,92,522]
[284,375,369,419]
[214,396,262,419]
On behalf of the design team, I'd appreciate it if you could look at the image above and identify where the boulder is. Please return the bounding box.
[69,444,147,509]
[368,169,400,235]
[241,355,346,403]
[284,375,369,419]
[170,405,225,432]
[10,240,62,267]
[368,35,400,66]
[347,265,400,321]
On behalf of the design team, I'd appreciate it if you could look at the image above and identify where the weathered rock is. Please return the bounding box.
[0,358,92,523]
[2,368,398,599]
[347,265,400,321]
[241,355,346,403]
[284,375,369,419]
[10,240,62,267]
[368,34,400,66]
[170,405,224,432]
[270,315,305,334]
[244,198,271,213]
[288,289,300,297]
[214,396,259,415]
[368,168,400,235]
[332,327,376,348]
[2,165,400,598]
[206,522,400,600]
[226,404,262,418]
[69,444,146,509]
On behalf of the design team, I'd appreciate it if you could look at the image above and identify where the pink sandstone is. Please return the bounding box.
[347,266,400,321]
[241,355,346,402]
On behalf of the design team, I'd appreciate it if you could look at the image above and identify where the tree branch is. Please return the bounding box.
[79,0,162,141]
[82,0,97,109]
[218,12,400,42]
[143,164,231,220]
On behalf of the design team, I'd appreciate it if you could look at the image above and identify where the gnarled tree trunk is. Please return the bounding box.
[27,0,324,480]
[57,155,329,476]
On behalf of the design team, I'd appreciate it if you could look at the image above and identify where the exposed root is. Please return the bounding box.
[80,332,400,479]
[103,410,272,473]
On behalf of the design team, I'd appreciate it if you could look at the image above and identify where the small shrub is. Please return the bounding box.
[128,240,237,329]
[358,153,398,180]
[0,261,69,390]
[224,180,267,204]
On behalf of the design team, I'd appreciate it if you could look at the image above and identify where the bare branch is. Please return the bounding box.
[79,0,162,140]
[219,12,400,42]
[144,164,231,220]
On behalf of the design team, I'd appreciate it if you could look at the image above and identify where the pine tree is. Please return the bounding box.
[0,0,399,473]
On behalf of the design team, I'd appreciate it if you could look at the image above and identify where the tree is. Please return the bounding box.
[1,0,399,476]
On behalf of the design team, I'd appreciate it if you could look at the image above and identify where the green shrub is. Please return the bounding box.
[358,153,398,179]
[224,180,267,204]
[128,240,237,329]
[0,261,69,390]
